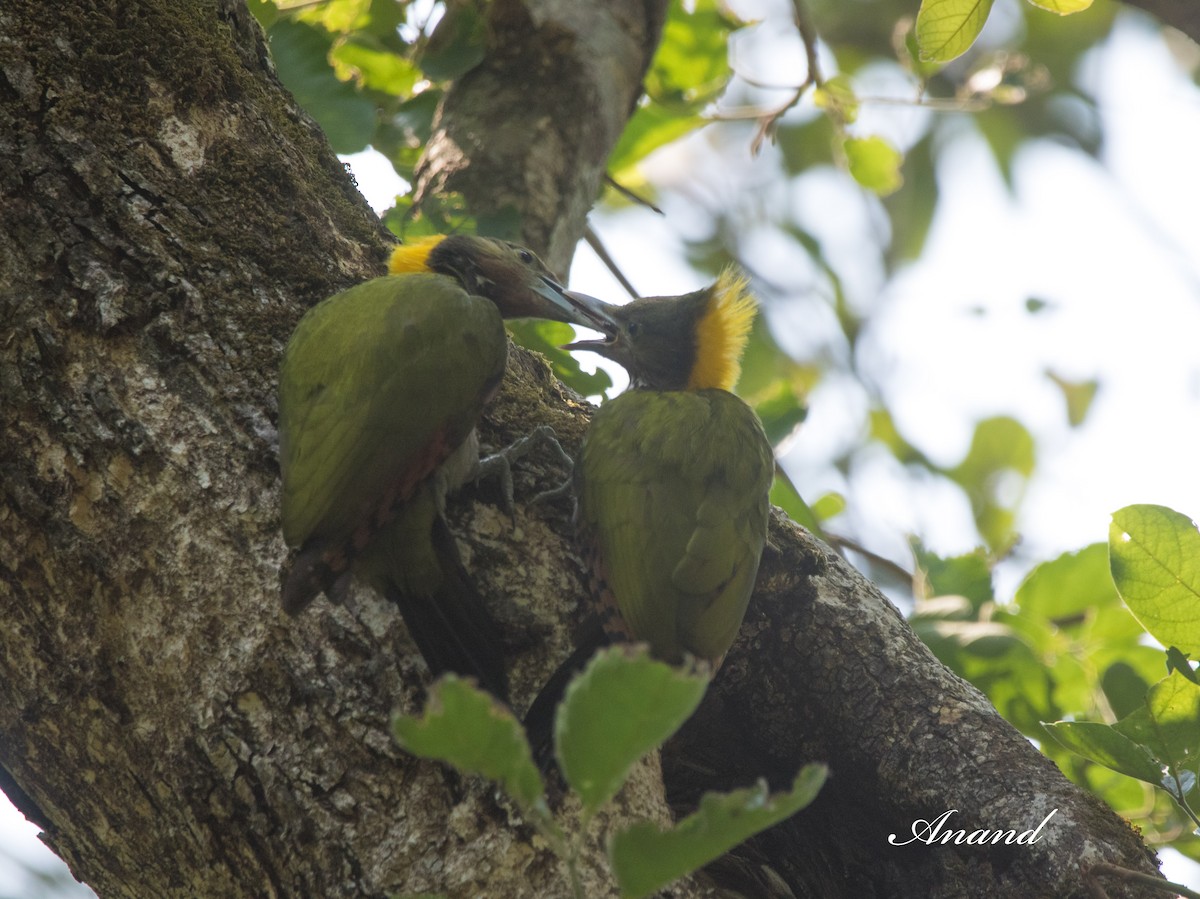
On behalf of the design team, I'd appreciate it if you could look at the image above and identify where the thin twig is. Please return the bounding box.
[750,0,823,153]
[1085,862,1200,899]
[583,226,640,300]
[603,175,664,215]
[825,533,915,586]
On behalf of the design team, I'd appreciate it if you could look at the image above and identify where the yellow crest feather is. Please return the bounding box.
[387,236,443,275]
[687,267,757,392]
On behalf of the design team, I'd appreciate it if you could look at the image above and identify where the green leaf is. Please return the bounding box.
[330,36,421,96]
[912,544,994,607]
[1045,370,1098,428]
[393,676,545,813]
[947,416,1035,554]
[506,320,614,397]
[1166,648,1200,686]
[1113,672,1200,772]
[813,75,859,125]
[556,646,709,817]
[645,0,737,108]
[608,103,706,178]
[844,136,904,196]
[267,19,376,154]
[915,0,995,63]
[1109,505,1200,655]
[1026,0,1093,13]
[1043,720,1164,784]
[1101,662,1152,721]
[769,469,824,536]
[610,766,827,899]
[418,0,486,80]
[1015,544,1116,621]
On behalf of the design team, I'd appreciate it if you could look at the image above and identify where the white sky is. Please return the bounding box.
[5,4,1199,895]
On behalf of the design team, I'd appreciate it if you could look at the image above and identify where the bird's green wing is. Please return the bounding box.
[578,389,773,663]
[279,273,505,548]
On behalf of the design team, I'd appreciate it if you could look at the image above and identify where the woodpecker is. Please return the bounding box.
[278,234,613,701]
[569,268,773,666]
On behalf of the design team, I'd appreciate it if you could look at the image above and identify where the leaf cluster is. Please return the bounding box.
[393,647,826,898]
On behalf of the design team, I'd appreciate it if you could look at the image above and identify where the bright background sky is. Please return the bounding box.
[5,1,1200,894]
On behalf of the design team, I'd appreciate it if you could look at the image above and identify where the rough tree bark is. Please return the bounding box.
[0,1,1175,898]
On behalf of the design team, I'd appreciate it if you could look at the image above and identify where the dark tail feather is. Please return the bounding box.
[523,619,610,770]
[384,516,510,704]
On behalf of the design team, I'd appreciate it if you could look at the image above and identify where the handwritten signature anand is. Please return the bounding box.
[889,808,1058,846]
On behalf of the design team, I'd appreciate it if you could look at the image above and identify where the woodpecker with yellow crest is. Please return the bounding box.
[567,268,773,667]
[278,234,614,701]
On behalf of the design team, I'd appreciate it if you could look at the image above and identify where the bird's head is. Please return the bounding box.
[388,234,616,333]
[566,267,757,392]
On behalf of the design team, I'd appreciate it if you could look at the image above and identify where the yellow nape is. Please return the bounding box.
[687,267,757,392]
[387,235,444,275]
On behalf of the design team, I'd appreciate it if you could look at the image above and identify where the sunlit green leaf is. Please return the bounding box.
[331,36,421,95]
[1045,370,1098,428]
[844,136,904,196]
[645,0,737,107]
[610,766,827,899]
[291,0,372,34]
[813,75,859,125]
[1109,505,1200,655]
[948,416,1035,553]
[393,676,545,813]
[608,103,706,178]
[916,0,994,63]
[556,646,709,817]
[1026,0,1093,14]
[1113,672,1200,772]
[1015,544,1115,621]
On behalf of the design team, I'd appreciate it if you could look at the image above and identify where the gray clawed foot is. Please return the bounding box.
[476,425,574,513]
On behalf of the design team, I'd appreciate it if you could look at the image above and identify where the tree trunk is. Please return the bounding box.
[0,1,1170,897]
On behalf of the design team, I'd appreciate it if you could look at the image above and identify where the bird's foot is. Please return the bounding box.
[476,425,573,513]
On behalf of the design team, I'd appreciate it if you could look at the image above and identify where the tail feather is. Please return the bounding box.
[384,516,510,703]
[523,620,610,770]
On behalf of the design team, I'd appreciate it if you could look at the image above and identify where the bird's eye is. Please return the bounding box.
[627,322,641,337]
[518,249,534,264]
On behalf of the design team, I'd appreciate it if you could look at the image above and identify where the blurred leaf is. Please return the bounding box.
[884,136,937,265]
[291,0,372,33]
[813,75,859,125]
[947,416,1035,553]
[869,407,930,467]
[751,381,808,446]
[1101,662,1151,721]
[770,468,825,535]
[1046,370,1098,428]
[331,36,421,95]
[1043,720,1164,784]
[1015,544,1115,621]
[844,136,904,196]
[610,766,827,899]
[1109,505,1200,655]
[1027,0,1093,13]
[608,103,707,179]
[556,646,709,817]
[646,0,738,107]
[393,675,545,814]
[377,89,442,181]
[915,0,995,63]
[912,543,994,606]
[267,19,376,153]
[506,320,614,397]
[419,0,486,80]
[810,491,846,522]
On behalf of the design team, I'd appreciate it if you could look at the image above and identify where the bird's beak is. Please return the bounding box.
[533,276,620,336]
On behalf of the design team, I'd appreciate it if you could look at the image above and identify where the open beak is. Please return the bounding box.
[534,276,620,336]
